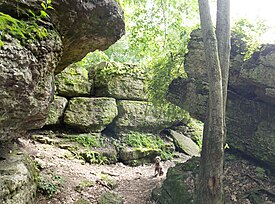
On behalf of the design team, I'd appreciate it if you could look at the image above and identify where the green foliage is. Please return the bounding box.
[0,12,50,46]
[78,150,109,164]
[124,131,173,160]
[111,0,199,64]
[255,167,266,179]
[68,146,109,164]
[232,18,269,60]
[40,0,54,18]
[69,0,199,121]
[69,134,104,148]
[38,174,64,197]
[187,118,203,148]
[75,50,111,70]
[111,0,198,119]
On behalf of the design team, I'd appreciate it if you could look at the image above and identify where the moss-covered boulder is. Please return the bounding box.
[93,62,147,100]
[55,64,92,97]
[113,100,177,135]
[0,143,38,204]
[151,157,199,204]
[45,96,68,126]
[168,130,200,157]
[64,97,118,132]
[118,147,160,166]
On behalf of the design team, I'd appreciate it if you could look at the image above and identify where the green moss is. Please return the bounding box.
[0,12,50,47]
[123,132,174,160]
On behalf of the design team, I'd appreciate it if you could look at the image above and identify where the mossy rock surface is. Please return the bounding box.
[55,65,92,97]
[169,130,200,157]
[167,29,275,173]
[151,157,199,204]
[113,100,177,135]
[64,97,118,132]
[0,16,62,142]
[0,143,38,204]
[45,96,68,126]
[119,147,160,166]
[98,192,123,204]
[93,62,146,100]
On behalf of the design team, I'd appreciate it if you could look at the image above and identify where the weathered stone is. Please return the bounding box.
[168,130,200,157]
[64,97,118,132]
[0,0,125,73]
[0,32,62,142]
[98,192,124,204]
[94,62,147,100]
[0,143,38,204]
[113,100,178,135]
[239,45,275,102]
[55,64,92,97]
[151,157,199,204]
[119,147,160,166]
[167,78,208,122]
[167,29,275,172]
[45,96,68,126]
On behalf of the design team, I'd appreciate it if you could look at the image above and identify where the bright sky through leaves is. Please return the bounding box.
[231,0,275,42]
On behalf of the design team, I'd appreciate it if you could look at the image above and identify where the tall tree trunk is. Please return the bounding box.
[216,0,231,144]
[194,0,230,203]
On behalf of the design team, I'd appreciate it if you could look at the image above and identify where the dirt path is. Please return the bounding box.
[21,138,189,204]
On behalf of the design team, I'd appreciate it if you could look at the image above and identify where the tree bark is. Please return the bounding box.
[216,0,231,144]
[194,0,230,203]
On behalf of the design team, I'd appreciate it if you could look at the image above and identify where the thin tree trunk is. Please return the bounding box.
[195,0,228,203]
[216,0,230,144]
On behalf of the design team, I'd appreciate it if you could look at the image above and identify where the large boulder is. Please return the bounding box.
[55,64,92,97]
[168,130,200,157]
[0,0,125,73]
[64,97,118,132]
[93,62,147,100]
[0,29,62,142]
[112,100,178,136]
[167,29,275,172]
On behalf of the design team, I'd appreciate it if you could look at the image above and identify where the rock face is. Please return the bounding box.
[0,0,125,73]
[94,62,147,100]
[113,100,176,135]
[0,0,124,202]
[0,0,125,142]
[0,32,62,142]
[168,130,200,157]
[46,62,181,136]
[55,64,92,97]
[45,96,68,126]
[0,143,38,203]
[167,29,275,172]
[151,157,199,204]
[64,97,118,132]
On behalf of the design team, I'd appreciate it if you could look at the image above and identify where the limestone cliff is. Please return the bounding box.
[0,0,125,142]
[167,29,275,172]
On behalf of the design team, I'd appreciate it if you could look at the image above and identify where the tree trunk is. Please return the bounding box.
[194,0,230,203]
[216,0,231,144]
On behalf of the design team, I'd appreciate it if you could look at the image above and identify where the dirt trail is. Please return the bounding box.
[21,138,189,204]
